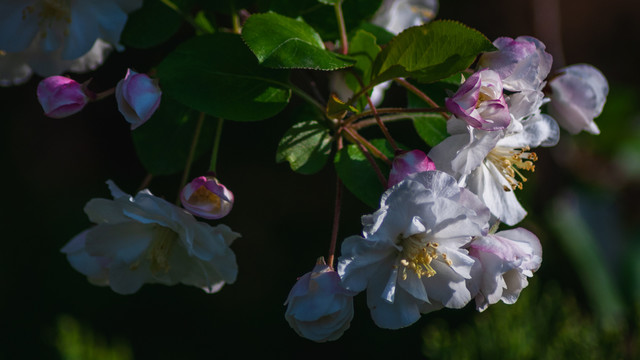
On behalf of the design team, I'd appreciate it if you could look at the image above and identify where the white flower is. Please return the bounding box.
[547,64,609,135]
[478,36,553,92]
[0,0,142,86]
[284,259,356,342]
[467,228,542,311]
[429,112,559,225]
[61,180,240,295]
[372,0,438,35]
[338,171,490,329]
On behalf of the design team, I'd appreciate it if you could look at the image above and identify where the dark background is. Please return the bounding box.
[1,0,639,358]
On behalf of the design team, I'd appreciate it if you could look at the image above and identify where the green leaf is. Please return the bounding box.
[334,138,394,208]
[276,120,333,174]
[355,23,394,45]
[157,33,291,121]
[120,0,192,49]
[132,97,216,175]
[412,114,448,147]
[242,12,355,70]
[349,30,381,81]
[266,0,383,42]
[193,10,215,35]
[317,0,340,4]
[371,20,495,85]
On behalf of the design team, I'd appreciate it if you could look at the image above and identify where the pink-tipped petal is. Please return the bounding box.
[180,175,234,219]
[388,150,436,187]
[37,76,89,118]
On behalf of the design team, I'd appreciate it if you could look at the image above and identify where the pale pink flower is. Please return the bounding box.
[115,69,162,129]
[37,76,89,118]
[180,175,234,220]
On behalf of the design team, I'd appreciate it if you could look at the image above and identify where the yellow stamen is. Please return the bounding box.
[148,226,178,275]
[398,232,440,280]
[486,146,537,192]
[188,186,222,212]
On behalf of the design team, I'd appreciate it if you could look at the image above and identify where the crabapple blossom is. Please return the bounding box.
[180,175,234,220]
[61,180,240,295]
[467,228,542,311]
[445,69,511,131]
[115,69,162,129]
[388,149,436,187]
[284,259,356,342]
[478,36,553,92]
[338,171,490,329]
[37,75,89,118]
[0,0,142,86]
[429,113,559,225]
[547,64,609,135]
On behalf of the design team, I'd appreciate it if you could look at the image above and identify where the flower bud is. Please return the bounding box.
[445,69,511,131]
[115,69,161,129]
[284,259,356,342]
[478,36,552,92]
[37,76,89,118]
[180,175,234,219]
[547,64,608,135]
[388,149,436,187]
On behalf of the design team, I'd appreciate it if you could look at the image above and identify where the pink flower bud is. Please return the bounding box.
[115,69,161,129]
[445,69,511,131]
[36,76,89,118]
[547,64,608,135]
[388,149,436,187]
[180,175,234,219]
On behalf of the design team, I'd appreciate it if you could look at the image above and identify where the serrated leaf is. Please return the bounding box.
[121,0,192,49]
[132,97,215,175]
[334,138,394,208]
[157,33,291,121]
[242,12,356,70]
[371,20,495,85]
[276,120,333,174]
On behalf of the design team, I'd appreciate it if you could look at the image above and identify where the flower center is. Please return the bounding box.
[398,232,450,280]
[148,226,178,275]
[486,146,537,191]
[188,186,222,212]
[22,0,72,38]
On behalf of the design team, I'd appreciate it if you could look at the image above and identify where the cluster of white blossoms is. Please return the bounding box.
[285,35,609,341]
[0,0,142,86]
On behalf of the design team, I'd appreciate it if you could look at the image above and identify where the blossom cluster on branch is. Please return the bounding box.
[2,0,609,345]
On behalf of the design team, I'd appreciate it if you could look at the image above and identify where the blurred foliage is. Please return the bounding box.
[421,281,636,360]
[56,315,133,360]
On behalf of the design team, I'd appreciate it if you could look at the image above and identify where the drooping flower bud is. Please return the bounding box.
[388,149,436,187]
[180,175,234,219]
[478,36,553,92]
[285,258,356,342]
[547,64,608,135]
[445,69,511,131]
[115,69,161,129]
[36,76,90,118]
[467,228,542,311]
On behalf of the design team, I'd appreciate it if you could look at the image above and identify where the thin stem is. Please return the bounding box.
[209,118,224,173]
[137,173,153,191]
[363,92,400,152]
[394,78,450,119]
[334,1,348,55]
[352,114,414,129]
[92,87,115,101]
[343,128,388,188]
[160,0,211,34]
[177,112,205,204]
[327,139,343,269]
[343,126,391,165]
[231,6,241,34]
